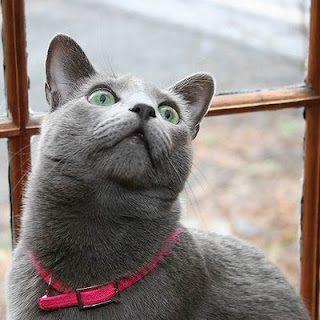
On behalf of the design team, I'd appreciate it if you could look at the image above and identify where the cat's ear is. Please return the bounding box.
[169,73,215,139]
[45,34,96,111]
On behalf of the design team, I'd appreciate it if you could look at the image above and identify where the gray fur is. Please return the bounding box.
[6,34,309,320]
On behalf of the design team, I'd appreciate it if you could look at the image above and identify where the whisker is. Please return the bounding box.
[187,183,205,224]
[182,180,200,219]
[191,163,210,192]
[164,155,183,186]
[163,154,205,227]
[11,158,32,193]
[8,143,32,163]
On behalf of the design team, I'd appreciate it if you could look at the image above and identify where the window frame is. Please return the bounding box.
[1,0,319,319]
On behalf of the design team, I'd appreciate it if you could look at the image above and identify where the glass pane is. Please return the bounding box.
[0,137,39,316]
[182,108,304,288]
[31,135,40,164]
[26,0,310,112]
[0,140,10,318]
[0,8,6,116]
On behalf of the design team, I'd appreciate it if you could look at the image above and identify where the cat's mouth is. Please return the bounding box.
[125,128,147,145]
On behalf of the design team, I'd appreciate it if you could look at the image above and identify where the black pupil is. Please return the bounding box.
[100,94,107,103]
[165,110,171,119]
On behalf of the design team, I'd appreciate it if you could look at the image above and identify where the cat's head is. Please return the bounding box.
[40,34,214,197]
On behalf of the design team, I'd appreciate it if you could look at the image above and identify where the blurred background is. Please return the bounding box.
[0,0,310,318]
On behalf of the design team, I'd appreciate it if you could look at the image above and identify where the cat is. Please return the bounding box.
[5,34,309,320]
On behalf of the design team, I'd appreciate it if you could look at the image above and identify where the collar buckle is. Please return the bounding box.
[76,283,120,310]
[42,276,53,298]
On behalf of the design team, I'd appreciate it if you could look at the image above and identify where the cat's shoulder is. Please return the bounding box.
[185,228,289,284]
[182,227,270,263]
[177,228,309,319]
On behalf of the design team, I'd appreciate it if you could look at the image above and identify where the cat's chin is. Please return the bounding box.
[117,137,152,158]
[98,139,155,184]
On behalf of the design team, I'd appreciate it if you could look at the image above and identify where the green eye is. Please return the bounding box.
[88,90,116,107]
[158,105,180,124]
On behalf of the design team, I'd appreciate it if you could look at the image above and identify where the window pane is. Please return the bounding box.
[0,140,10,318]
[0,137,39,316]
[26,0,309,112]
[182,108,304,288]
[0,9,6,116]
[31,135,40,165]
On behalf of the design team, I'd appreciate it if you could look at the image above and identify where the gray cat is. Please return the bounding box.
[5,34,309,320]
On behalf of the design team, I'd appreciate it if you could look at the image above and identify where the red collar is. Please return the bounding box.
[30,228,182,311]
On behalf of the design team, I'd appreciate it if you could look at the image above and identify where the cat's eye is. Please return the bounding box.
[158,105,180,124]
[88,89,116,107]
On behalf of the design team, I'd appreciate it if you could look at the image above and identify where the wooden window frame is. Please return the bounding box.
[1,0,319,319]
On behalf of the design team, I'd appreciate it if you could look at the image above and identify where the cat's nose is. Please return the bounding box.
[129,104,156,120]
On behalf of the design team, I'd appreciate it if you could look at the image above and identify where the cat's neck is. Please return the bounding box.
[21,169,181,290]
